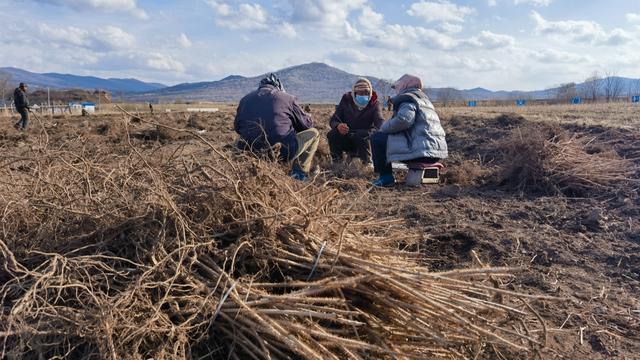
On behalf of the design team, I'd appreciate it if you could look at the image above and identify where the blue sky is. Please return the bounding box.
[1,0,639,91]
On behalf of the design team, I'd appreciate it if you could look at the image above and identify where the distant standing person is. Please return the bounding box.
[13,83,30,131]
[149,103,154,114]
[234,73,319,181]
[327,78,384,165]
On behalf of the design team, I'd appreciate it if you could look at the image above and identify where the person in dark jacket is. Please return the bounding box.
[371,74,448,187]
[327,78,384,165]
[235,74,319,181]
[13,83,30,131]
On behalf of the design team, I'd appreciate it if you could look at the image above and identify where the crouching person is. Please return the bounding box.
[371,74,448,187]
[234,74,319,181]
[327,78,384,166]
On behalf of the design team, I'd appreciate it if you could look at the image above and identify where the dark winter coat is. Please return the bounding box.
[330,92,384,132]
[380,88,448,162]
[13,88,29,110]
[234,84,313,160]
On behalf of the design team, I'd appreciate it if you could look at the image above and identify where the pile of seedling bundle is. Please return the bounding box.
[1,118,550,359]
[497,121,638,196]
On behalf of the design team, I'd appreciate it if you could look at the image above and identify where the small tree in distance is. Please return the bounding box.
[628,79,640,98]
[603,71,624,102]
[581,71,602,102]
[555,83,577,102]
[0,73,11,107]
[375,78,394,102]
[436,87,462,107]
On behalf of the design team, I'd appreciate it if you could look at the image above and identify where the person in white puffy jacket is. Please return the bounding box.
[370,74,448,187]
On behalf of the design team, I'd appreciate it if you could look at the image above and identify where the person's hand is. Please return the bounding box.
[337,123,349,135]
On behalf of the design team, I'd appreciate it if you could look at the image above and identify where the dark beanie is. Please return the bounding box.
[260,73,284,92]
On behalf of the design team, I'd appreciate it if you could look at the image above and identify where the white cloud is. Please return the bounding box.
[81,51,185,73]
[275,22,298,39]
[436,55,503,72]
[38,24,136,51]
[341,21,362,41]
[207,1,298,38]
[627,13,640,23]
[212,3,269,30]
[407,1,474,24]
[38,24,89,47]
[178,33,192,48]
[144,53,185,72]
[440,23,463,34]
[35,0,148,19]
[327,48,373,63]
[461,31,516,49]
[602,28,634,46]
[415,27,459,50]
[362,25,408,49]
[363,25,513,52]
[358,6,384,31]
[207,0,231,16]
[531,11,633,46]
[530,49,591,63]
[28,22,184,75]
[284,0,366,40]
[287,0,367,26]
[362,24,458,50]
[95,26,136,49]
[514,0,553,6]
[487,0,497,6]
[208,0,368,41]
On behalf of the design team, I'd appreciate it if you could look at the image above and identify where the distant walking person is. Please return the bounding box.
[370,74,448,187]
[235,73,319,181]
[13,83,30,131]
[327,78,384,166]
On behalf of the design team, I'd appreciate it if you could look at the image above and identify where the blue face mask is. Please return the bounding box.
[355,95,370,107]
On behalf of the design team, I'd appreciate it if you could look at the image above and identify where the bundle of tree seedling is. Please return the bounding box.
[497,122,637,196]
[1,117,552,359]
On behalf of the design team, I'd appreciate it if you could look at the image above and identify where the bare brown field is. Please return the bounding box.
[441,103,640,130]
[0,104,638,359]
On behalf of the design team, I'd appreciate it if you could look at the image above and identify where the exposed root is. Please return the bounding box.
[0,113,556,359]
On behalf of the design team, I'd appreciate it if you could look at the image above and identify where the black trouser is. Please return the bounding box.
[327,128,372,163]
[15,108,29,130]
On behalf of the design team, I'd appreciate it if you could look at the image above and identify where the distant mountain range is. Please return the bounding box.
[134,62,386,103]
[134,63,640,103]
[2,63,639,103]
[0,67,166,93]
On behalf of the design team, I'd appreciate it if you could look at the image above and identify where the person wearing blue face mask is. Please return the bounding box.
[328,78,384,167]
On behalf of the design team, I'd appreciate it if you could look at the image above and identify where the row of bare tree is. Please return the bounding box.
[427,71,640,106]
[556,71,639,103]
[0,74,13,106]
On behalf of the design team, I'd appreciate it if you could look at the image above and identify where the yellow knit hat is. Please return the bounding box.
[353,78,372,96]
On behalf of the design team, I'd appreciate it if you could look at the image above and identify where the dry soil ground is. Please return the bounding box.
[1,103,639,359]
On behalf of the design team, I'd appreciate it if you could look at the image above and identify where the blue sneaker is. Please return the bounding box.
[371,174,395,187]
[290,169,309,181]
